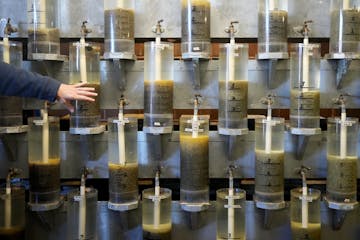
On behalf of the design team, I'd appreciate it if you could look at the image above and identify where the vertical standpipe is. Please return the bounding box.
[28,116,60,210]
[290,44,321,133]
[326,117,358,208]
[181,0,211,59]
[218,43,248,135]
[180,114,210,211]
[329,0,360,54]
[258,0,288,58]
[108,116,139,211]
[104,0,135,59]
[143,40,174,134]
[69,42,101,130]
[27,0,60,59]
[254,117,285,209]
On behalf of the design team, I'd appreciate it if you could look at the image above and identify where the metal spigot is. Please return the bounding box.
[80,21,92,38]
[294,20,313,38]
[7,168,22,181]
[119,95,128,110]
[152,19,165,36]
[225,21,239,39]
[260,93,275,106]
[332,93,349,106]
[4,18,17,36]
[6,168,22,190]
[295,165,311,178]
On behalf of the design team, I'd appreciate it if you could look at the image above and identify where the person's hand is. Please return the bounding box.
[56,83,98,112]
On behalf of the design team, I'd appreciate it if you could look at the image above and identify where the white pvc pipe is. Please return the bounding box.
[3,37,10,64]
[340,108,347,159]
[265,107,272,154]
[343,0,350,9]
[117,112,126,165]
[79,184,86,239]
[5,184,11,229]
[154,179,160,228]
[42,108,49,164]
[301,181,308,228]
[155,37,162,81]
[302,38,309,91]
[80,38,87,83]
[227,43,235,82]
[227,177,235,238]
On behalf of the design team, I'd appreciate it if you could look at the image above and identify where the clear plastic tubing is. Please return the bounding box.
[27,0,60,58]
[179,115,209,210]
[143,41,174,134]
[216,188,246,240]
[108,117,138,210]
[254,117,285,208]
[67,188,98,240]
[28,116,60,210]
[290,44,321,131]
[69,43,101,129]
[0,187,25,239]
[181,0,211,59]
[290,188,321,240]
[329,0,360,54]
[104,0,135,59]
[0,41,23,127]
[142,188,172,240]
[326,117,358,206]
[258,0,288,58]
[218,43,248,135]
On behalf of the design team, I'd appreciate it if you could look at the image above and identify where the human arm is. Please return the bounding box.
[0,62,97,111]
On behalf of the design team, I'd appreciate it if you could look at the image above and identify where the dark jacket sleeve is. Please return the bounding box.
[0,61,61,102]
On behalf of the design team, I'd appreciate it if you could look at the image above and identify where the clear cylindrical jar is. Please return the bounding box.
[27,0,60,59]
[69,43,101,129]
[142,188,172,240]
[330,0,360,54]
[0,187,25,239]
[108,117,138,211]
[218,43,248,135]
[104,0,135,59]
[326,117,358,208]
[28,116,61,210]
[290,188,321,240]
[181,0,211,59]
[67,188,98,240]
[290,44,321,133]
[0,42,23,127]
[254,117,285,209]
[216,188,246,240]
[143,41,174,134]
[180,115,209,211]
[258,0,288,58]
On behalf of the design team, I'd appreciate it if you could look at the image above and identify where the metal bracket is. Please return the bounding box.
[226,135,237,162]
[113,59,127,91]
[292,134,309,160]
[267,59,278,89]
[183,209,209,230]
[192,58,201,90]
[289,126,321,160]
[331,209,348,230]
[329,58,352,89]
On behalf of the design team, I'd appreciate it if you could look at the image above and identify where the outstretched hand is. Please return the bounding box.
[56,83,98,112]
